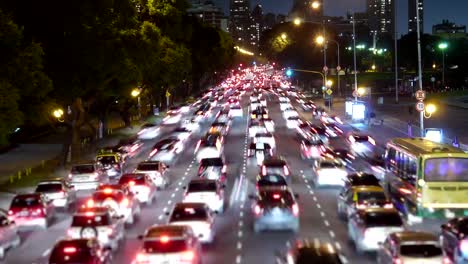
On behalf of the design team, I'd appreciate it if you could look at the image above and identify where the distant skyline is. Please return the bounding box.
[218,0,468,35]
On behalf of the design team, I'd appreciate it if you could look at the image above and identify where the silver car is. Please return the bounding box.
[35,178,77,208]
[0,210,21,259]
[67,163,108,191]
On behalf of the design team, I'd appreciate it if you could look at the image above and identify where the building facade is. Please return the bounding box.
[366,0,394,35]
[288,0,323,22]
[251,4,263,49]
[433,20,467,39]
[187,1,228,32]
[408,0,423,33]
[229,0,255,48]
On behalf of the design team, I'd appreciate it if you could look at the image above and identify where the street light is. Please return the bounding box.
[131,88,141,118]
[326,80,333,87]
[438,42,448,86]
[311,1,320,9]
[293,18,301,26]
[131,88,140,97]
[281,33,287,40]
[425,103,437,116]
[52,108,64,122]
[315,35,325,45]
[357,87,365,96]
[371,64,376,71]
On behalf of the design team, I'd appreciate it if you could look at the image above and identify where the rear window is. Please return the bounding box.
[92,192,124,202]
[187,182,217,192]
[257,175,287,187]
[11,196,40,207]
[320,162,340,168]
[200,158,223,167]
[399,244,442,258]
[349,176,380,186]
[170,206,208,222]
[72,214,111,227]
[143,239,188,253]
[119,175,146,185]
[259,191,294,206]
[96,156,116,164]
[364,212,403,227]
[137,164,159,171]
[357,191,387,202]
[36,183,63,193]
[49,242,94,263]
[71,165,95,174]
[296,248,343,264]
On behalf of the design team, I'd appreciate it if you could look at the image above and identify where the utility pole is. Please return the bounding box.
[416,0,424,137]
[352,15,358,101]
[394,0,399,103]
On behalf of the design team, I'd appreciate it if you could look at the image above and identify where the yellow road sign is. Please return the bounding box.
[166,90,171,97]
[326,89,333,95]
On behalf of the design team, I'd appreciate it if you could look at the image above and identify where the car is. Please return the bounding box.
[183,179,225,213]
[310,125,331,144]
[347,133,376,157]
[228,105,243,118]
[282,108,299,120]
[365,155,386,180]
[279,102,292,111]
[167,106,181,115]
[255,174,288,191]
[322,148,356,165]
[8,193,55,229]
[250,100,261,110]
[260,157,291,181]
[181,118,200,132]
[215,112,231,123]
[162,112,182,125]
[248,142,274,166]
[197,157,227,182]
[134,225,202,264]
[194,104,211,121]
[348,208,405,253]
[227,98,240,107]
[295,122,312,140]
[440,217,468,263]
[377,231,446,264]
[300,138,326,160]
[67,207,125,250]
[87,187,141,225]
[95,152,124,178]
[134,161,169,189]
[275,239,344,264]
[251,186,299,233]
[194,133,224,163]
[250,107,268,120]
[286,116,301,129]
[138,123,161,140]
[278,96,290,103]
[67,163,108,191]
[35,178,77,208]
[337,186,392,219]
[261,117,275,132]
[170,127,191,141]
[167,203,216,243]
[0,210,21,259]
[115,136,143,159]
[148,137,183,164]
[311,159,348,188]
[209,121,230,136]
[179,103,191,113]
[49,238,112,264]
[253,132,276,149]
[248,120,267,138]
[118,173,157,205]
[301,101,317,111]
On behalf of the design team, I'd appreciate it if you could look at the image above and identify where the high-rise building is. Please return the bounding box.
[251,4,263,49]
[408,0,424,33]
[288,0,323,22]
[187,1,228,32]
[366,0,394,35]
[229,0,255,48]
[433,20,467,39]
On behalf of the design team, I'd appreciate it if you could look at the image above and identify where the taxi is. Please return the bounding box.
[337,186,393,219]
[95,151,124,178]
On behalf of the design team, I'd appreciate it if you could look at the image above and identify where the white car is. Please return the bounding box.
[67,207,125,250]
[183,179,225,213]
[118,173,157,205]
[170,127,191,141]
[279,102,292,111]
[312,159,348,187]
[67,163,108,191]
[216,113,230,123]
[282,108,299,119]
[261,118,275,133]
[148,137,183,164]
[181,118,200,132]
[253,132,276,149]
[162,113,182,125]
[286,116,301,129]
[279,96,290,103]
[229,105,243,118]
[35,179,77,208]
[168,203,216,244]
[347,133,376,158]
[137,123,160,140]
[250,100,261,110]
[0,210,21,259]
[249,122,267,138]
[89,188,141,225]
[260,97,267,107]
[134,161,169,189]
[194,134,224,163]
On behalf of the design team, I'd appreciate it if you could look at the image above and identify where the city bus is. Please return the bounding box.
[384,137,468,223]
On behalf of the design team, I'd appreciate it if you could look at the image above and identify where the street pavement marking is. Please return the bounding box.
[236,255,242,264]
[335,242,342,250]
[324,220,330,226]
[239,211,244,218]
[42,248,51,257]
[237,241,243,250]
[175,187,179,192]
[158,215,163,220]
[171,193,175,198]
[163,207,167,212]
[320,211,325,217]
[239,220,243,227]
[316,203,321,209]
[312,196,317,201]
[237,230,243,238]
[329,231,335,238]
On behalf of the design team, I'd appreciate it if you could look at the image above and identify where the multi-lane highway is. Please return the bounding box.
[2,81,447,264]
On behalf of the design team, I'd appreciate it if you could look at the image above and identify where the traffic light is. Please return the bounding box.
[286,69,293,77]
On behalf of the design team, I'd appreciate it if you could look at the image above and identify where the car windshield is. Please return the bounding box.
[257,175,287,187]
[72,214,111,227]
[170,206,208,222]
[187,181,217,192]
[201,158,223,167]
[357,191,387,202]
[11,196,40,207]
[97,156,116,164]
[71,165,95,174]
[119,175,146,185]
[143,239,188,253]
[137,164,159,171]
[295,248,343,264]
[35,183,63,193]
[49,243,94,263]
[424,158,468,181]
[364,212,403,227]
[399,244,442,258]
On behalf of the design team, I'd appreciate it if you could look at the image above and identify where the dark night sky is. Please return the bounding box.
[220,0,468,35]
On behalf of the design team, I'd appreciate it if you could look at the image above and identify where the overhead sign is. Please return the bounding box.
[165,90,171,97]
[326,89,333,96]
[415,90,426,101]
[416,101,425,112]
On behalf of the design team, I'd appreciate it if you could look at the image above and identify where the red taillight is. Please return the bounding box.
[149,149,158,157]
[261,166,266,175]
[180,250,195,262]
[384,203,393,209]
[129,181,136,186]
[254,205,262,215]
[222,165,227,173]
[120,198,129,207]
[8,210,13,215]
[292,203,299,216]
[283,165,290,176]
[392,258,402,264]
[86,199,94,208]
[63,247,77,254]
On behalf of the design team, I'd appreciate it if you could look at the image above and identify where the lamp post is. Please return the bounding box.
[316,36,341,96]
[352,15,358,101]
[131,88,141,119]
[415,0,424,137]
[438,42,448,86]
[52,108,65,122]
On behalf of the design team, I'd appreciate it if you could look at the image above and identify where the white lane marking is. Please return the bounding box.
[184,172,188,175]
[239,221,243,227]
[324,220,330,226]
[316,203,321,209]
[312,196,317,201]
[229,177,240,207]
[188,164,192,168]
[182,176,186,180]
[240,203,244,209]
[329,231,335,238]
[236,255,242,264]
[168,200,172,205]
[320,211,325,217]
[171,193,175,198]
[158,215,163,220]
[238,230,243,237]
[237,241,243,250]
[309,190,314,195]
[300,170,304,173]
[239,211,244,218]
[178,182,183,186]
[335,242,342,250]
[42,248,51,257]
[163,207,167,212]
[175,187,179,192]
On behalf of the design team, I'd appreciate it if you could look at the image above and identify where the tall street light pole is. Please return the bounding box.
[415,0,424,137]
[438,42,448,86]
[394,0,399,103]
[352,15,358,101]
